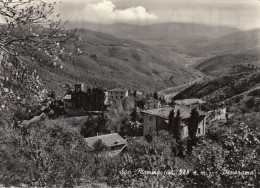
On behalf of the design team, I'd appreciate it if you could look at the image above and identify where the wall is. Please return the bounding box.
[197,116,206,136]
[142,113,157,136]
[108,91,128,100]
[156,116,168,131]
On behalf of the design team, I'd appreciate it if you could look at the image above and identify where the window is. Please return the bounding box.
[197,128,201,134]
[149,116,152,121]
[120,96,123,99]
[111,96,113,98]
[149,126,152,133]
[116,92,117,94]
[121,92,123,94]
[116,96,118,99]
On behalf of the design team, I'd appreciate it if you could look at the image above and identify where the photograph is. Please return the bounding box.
[0,0,259,187]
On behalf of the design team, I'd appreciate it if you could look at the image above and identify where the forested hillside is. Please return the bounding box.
[173,70,260,103]
[25,29,194,95]
[194,53,260,76]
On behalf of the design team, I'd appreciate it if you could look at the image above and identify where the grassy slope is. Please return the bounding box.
[25,29,195,95]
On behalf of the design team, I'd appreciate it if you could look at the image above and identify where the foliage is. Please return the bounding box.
[173,70,260,103]
[153,91,159,100]
[0,119,95,187]
[80,114,109,138]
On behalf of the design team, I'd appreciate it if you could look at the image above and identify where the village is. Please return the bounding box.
[1,0,259,187]
[20,82,228,157]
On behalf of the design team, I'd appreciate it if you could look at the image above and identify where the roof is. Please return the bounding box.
[201,103,219,111]
[108,87,128,92]
[84,133,127,149]
[63,94,71,100]
[135,97,160,103]
[173,98,205,105]
[142,106,206,119]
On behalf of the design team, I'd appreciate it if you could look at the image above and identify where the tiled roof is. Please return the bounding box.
[142,106,206,119]
[108,87,128,92]
[173,98,205,105]
[84,133,127,149]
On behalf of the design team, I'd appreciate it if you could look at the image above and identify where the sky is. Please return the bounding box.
[44,0,260,30]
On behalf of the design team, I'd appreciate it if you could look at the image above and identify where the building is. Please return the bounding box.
[107,87,128,101]
[84,133,127,156]
[141,106,207,138]
[173,98,227,121]
[173,98,205,110]
[62,83,105,110]
[62,84,88,109]
[201,103,227,121]
[145,98,162,109]
[135,97,161,110]
[63,94,72,107]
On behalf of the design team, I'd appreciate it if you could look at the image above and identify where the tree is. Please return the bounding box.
[174,110,182,140]
[47,90,56,99]
[133,90,137,98]
[153,91,159,100]
[80,116,98,138]
[188,108,200,152]
[130,107,138,122]
[0,119,95,187]
[168,109,174,131]
[96,112,109,134]
[92,139,109,153]
[0,0,79,59]
[0,0,80,125]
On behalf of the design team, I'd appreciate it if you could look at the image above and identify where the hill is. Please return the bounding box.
[173,70,260,104]
[194,53,260,76]
[65,22,240,55]
[24,29,195,95]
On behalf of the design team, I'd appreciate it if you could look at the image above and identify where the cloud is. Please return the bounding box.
[82,0,158,24]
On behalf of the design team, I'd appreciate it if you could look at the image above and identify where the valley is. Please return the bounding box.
[1,6,260,186]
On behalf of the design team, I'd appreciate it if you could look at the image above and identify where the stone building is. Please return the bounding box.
[107,87,128,101]
[141,106,207,138]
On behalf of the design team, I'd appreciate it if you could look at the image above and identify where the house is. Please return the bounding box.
[135,97,161,110]
[201,103,227,121]
[84,133,127,156]
[62,83,88,109]
[107,87,128,101]
[63,94,72,107]
[62,83,105,111]
[173,98,226,121]
[173,98,205,110]
[141,106,207,138]
[145,98,162,109]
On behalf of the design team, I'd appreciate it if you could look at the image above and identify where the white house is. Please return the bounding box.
[107,87,128,101]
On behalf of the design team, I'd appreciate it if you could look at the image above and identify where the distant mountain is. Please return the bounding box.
[173,70,260,104]
[193,28,260,56]
[25,29,195,94]
[65,22,240,55]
